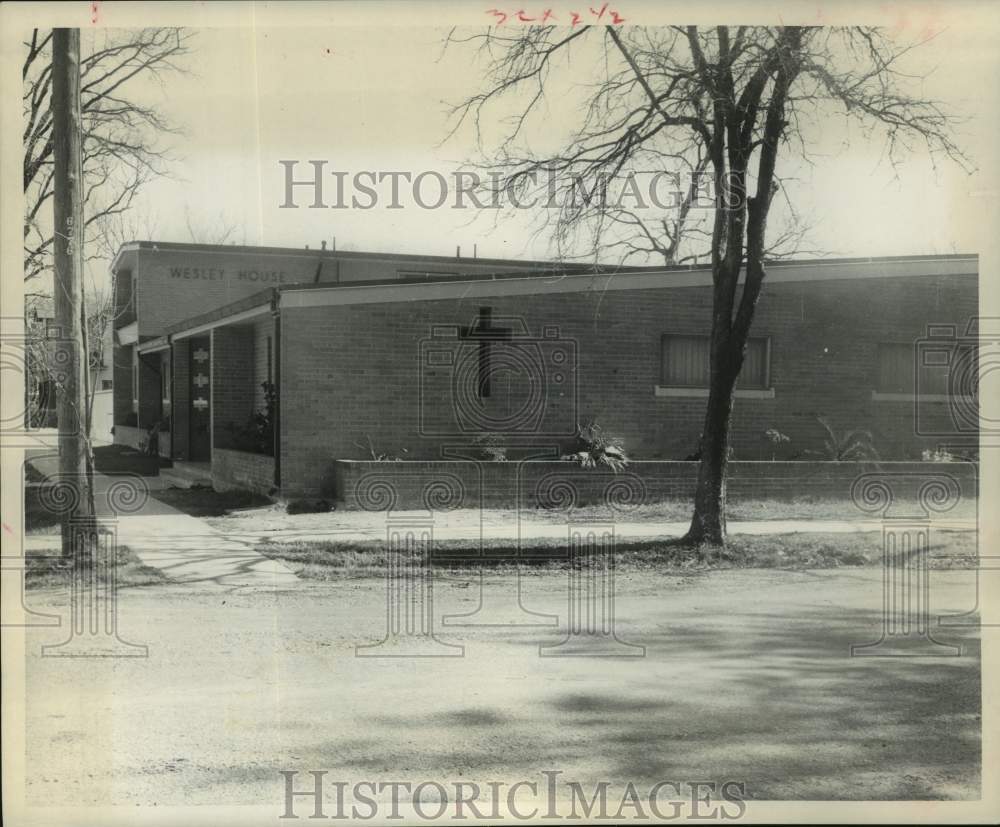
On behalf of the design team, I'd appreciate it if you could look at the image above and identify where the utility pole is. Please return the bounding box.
[52,28,93,555]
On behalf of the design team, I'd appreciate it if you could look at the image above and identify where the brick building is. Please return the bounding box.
[111,242,978,498]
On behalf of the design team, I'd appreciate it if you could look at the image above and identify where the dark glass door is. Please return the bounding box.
[189,336,211,461]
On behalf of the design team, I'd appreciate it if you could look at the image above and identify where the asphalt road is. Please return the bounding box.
[19,568,982,814]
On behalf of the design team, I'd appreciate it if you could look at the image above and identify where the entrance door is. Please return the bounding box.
[188,336,211,461]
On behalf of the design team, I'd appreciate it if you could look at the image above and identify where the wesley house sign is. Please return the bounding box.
[170,266,288,283]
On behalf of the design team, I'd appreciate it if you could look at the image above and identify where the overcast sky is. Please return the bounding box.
[77,17,998,286]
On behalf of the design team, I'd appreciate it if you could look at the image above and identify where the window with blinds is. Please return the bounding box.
[877,342,974,395]
[660,334,769,389]
[877,343,916,393]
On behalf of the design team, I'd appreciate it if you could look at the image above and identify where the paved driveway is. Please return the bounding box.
[18,567,982,817]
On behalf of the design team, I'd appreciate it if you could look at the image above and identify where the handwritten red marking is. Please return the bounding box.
[487,5,625,25]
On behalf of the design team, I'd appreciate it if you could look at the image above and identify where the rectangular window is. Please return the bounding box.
[101,379,113,391]
[660,334,769,389]
[877,342,975,395]
[876,343,915,393]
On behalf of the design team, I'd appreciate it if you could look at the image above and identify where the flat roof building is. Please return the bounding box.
[110,242,979,499]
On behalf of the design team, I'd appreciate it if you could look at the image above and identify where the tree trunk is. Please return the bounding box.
[52,28,94,556]
[685,358,739,545]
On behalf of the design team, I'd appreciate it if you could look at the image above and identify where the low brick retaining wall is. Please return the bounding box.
[213,448,275,495]
[333,460,978,512]
[157,431,172,460]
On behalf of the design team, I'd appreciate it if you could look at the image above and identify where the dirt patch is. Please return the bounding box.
[150,486,272,517]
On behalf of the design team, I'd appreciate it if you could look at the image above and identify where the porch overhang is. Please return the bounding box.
[165,288,276,341]
[137,335,170,355]
[115,321,139,345]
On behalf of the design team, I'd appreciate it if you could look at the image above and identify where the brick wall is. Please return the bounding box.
[112,343,133,425]
[334,460,978,511]
[137,352,161,429]
[212,448,275,495]
[212,326,255,450]
[281,273,977,497]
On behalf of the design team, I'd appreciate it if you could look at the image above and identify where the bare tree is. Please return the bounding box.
[448,25,971,545]
[23,27,193,285]
[183,205,241,245]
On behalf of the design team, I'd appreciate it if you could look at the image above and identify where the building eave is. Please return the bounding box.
[277,254,979,310]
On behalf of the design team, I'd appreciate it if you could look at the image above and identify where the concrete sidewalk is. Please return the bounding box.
[25,472,298,588]
[206,507,977,546]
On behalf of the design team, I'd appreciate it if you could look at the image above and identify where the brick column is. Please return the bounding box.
[137,353,161,429]
[112,343,133,425]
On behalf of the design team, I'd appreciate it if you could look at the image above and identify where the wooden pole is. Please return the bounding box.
[52,28,93,554]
